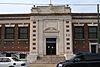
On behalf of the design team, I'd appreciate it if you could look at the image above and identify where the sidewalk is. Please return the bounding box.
[28,63,57,67]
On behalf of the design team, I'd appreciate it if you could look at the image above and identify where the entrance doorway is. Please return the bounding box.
[90,43,98,53]
[91,45,96,53]
[46,38,56,55]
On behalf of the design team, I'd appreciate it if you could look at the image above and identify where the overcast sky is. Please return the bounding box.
[0,0,100,13]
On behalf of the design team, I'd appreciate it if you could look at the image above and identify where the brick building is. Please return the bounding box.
[0,4,100,62]
[0,14,30,60]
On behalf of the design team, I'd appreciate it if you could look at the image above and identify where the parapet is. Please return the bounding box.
[31,4,71,14]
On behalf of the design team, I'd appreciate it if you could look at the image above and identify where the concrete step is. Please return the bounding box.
[33,55,65,64]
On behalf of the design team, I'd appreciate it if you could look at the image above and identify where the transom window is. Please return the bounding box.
[18,27,28,39]
[5,27,14,39]
[74,26,84,39]
[88,26,97,39]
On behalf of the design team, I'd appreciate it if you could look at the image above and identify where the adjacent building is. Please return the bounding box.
[0,4,100,62]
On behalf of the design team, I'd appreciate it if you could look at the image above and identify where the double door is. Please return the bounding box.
[46,38,56,55]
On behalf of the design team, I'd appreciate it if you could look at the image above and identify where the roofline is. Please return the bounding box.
[31,13,71,16]
[0,13,31,17]
[72,13,99,16]
[0,13,99,17]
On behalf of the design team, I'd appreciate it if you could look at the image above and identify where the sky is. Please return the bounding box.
[0,0,100,13]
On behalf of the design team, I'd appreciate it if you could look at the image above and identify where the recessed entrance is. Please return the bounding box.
[46,38,56,55]
[90,43,98,53]
[91,45,96,53]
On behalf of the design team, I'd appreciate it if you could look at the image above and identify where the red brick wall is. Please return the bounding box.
[0,24,30,52]
[73,23,89,53]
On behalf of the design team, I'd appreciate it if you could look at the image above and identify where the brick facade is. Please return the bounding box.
[0,24,30,51]
[0,5,100,62]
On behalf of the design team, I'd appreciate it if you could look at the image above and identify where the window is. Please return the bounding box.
[74,26,84,39]
[66,21,69,23]
[2,58,11,62]
[84,54,100,61]
[33,38,36,41]
[33,47,36,50]
[66,38,70,41]
[66,25,69,28]
[19,54,26,59]
[6,53,11,57]
[66,29,69,32]
[12,58,20,61]
[18,27,28,39]
[33,43,36,45]
[66,43,70,45]
[74,55,85,61]
[33,34,36,36]
[33,21,36,24]
[5,27,14,39]
[33,30,36,32]
[33,26,36,28]
[67,47,70,49]
[88,26,97,39]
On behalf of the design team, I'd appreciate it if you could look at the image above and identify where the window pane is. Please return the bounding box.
[5,27,14,39]
[75,34,83,39]
[6,34,14,39]
[6,28,14,33]
[88,26,97,39]
[75,28,83,33]
[89,27,97,32]
[74,26,84,39]
[19,34,27,39]
[89,34,97,38]
[20,28,28,33]
[18,27,28,39]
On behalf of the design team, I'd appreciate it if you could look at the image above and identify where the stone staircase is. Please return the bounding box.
[33,55,65,64]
